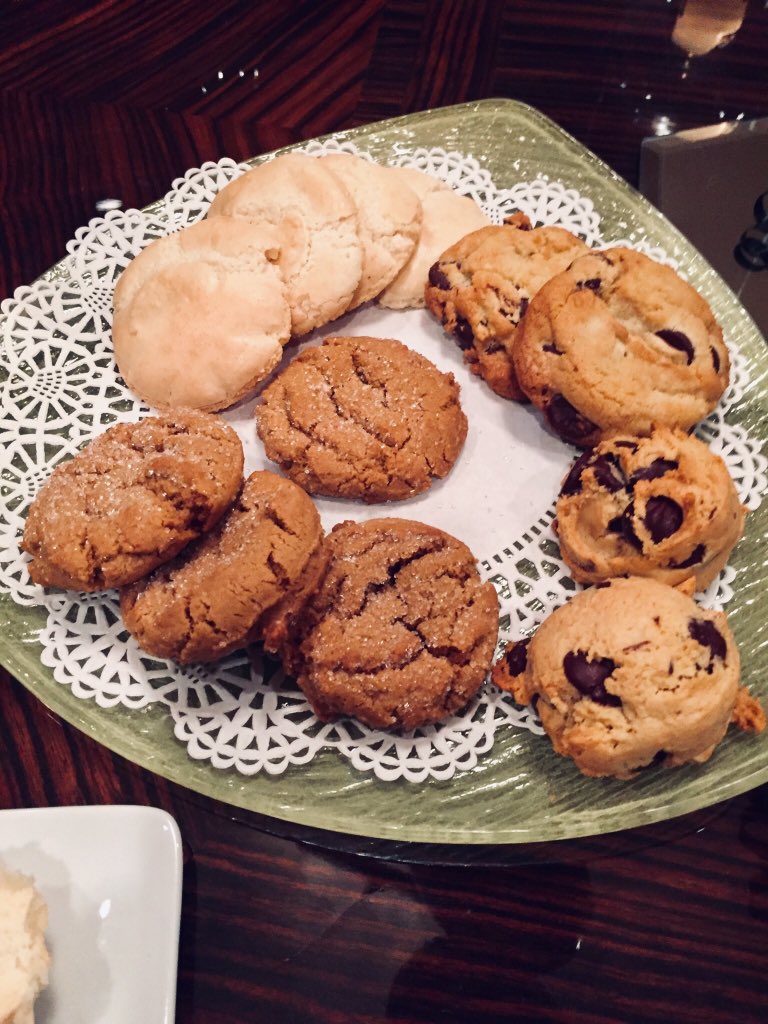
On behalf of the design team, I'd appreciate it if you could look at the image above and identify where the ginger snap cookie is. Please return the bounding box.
[22,411,244,591]
[512,247,730,447]
[119,470,322,664]
[492,577,764,779]
[425,216,589,399]
[207,151,364,336]
[377,189,491,309]
[554,428,746,590]
[318,153,422,309]
[274,518,499,731]
[255,335,468,503]
[112,217,291,412]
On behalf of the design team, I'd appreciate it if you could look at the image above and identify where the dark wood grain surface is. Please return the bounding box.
[2,3,768,1022]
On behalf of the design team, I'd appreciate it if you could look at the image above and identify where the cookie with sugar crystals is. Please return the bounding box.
[512,247,730,447]
[255,335,468,503]
[377,188,491,309]
[425,217,589,399]
[207,151,364,336]
[275,517,499,731]
[112,217,290,411]
[22,411,244,591]
[492,577,764,779]
[318,153,422,308]
[554,427,746,590]
[120,470,322,664]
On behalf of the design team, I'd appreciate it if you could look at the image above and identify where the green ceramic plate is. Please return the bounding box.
[1,99,766,845]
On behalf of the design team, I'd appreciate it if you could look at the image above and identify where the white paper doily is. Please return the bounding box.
[1,143,765,783]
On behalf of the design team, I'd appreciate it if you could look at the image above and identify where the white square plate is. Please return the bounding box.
[0,805,182,1023]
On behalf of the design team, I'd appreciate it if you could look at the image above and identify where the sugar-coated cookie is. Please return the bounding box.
[492,578,764,779]
[208,152,363,335]
[513,247,730,446]
[273,518,499,731]
[120,471,322,663]
[555,428,746,590]
[256,335,468,502]
[425,216,588,399]
[22,411,244,591]
[377,189,491,309]
[319,153,422,308]
[112,218,291,411]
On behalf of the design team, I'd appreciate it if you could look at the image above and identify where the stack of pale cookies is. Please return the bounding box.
[112,151,490,412]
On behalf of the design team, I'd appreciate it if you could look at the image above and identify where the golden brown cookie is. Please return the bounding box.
[255,335,468,503]
[112,217,291,411]
[554,428,746,590]
[492,578,763,779]
[512,247,730,446]
[318,153,423,309]
[207,152,364,336]
[425,217,589,399]
[119,471,322,664]
[275,518,499,731]
[22,411,244,591]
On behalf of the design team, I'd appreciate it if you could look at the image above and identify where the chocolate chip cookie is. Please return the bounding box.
[272,517,499,731]
[22,411,244,591]
[513,247,730,446]
[425,217,588,399]
[120,470,322,663]
[492,577,764,779]
[255,335,468,503]
[554,428,746,590]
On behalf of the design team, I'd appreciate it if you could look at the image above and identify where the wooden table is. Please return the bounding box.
[2,4,767,1021]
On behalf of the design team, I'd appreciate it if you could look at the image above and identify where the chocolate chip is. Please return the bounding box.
[484,339,505,354]
[670,543,706,569]
[643,496,683,542]
[613,440,639,452]
[560,450,595,496]
[655,329,694,365]
[428,263,451,290]
[608,503,643,550]
[504,638,530,677]
[689,619,727,662]
[543,341,563,355]
[454,315,474,350]
[518,296,529,319]
[545,394,598,445]
[592,453,625,492]
[639,749,668,770]
[563,650,622,707]
[595,581,613,589]
[630,458,679,484]
[576,278,601,290]
[711,346,721,373]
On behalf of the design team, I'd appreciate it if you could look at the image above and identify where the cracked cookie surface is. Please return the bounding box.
[119,470,322,663]
[207,151,363,336]
[554,428,746,590]
[425,217,588,399]
[255,335,468,503]
[22,411,244,591]
[512,247,730,446]
[318,153,422,309]
[112,217,291,411]
[492,577,763,779]
[276,517,499,731]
